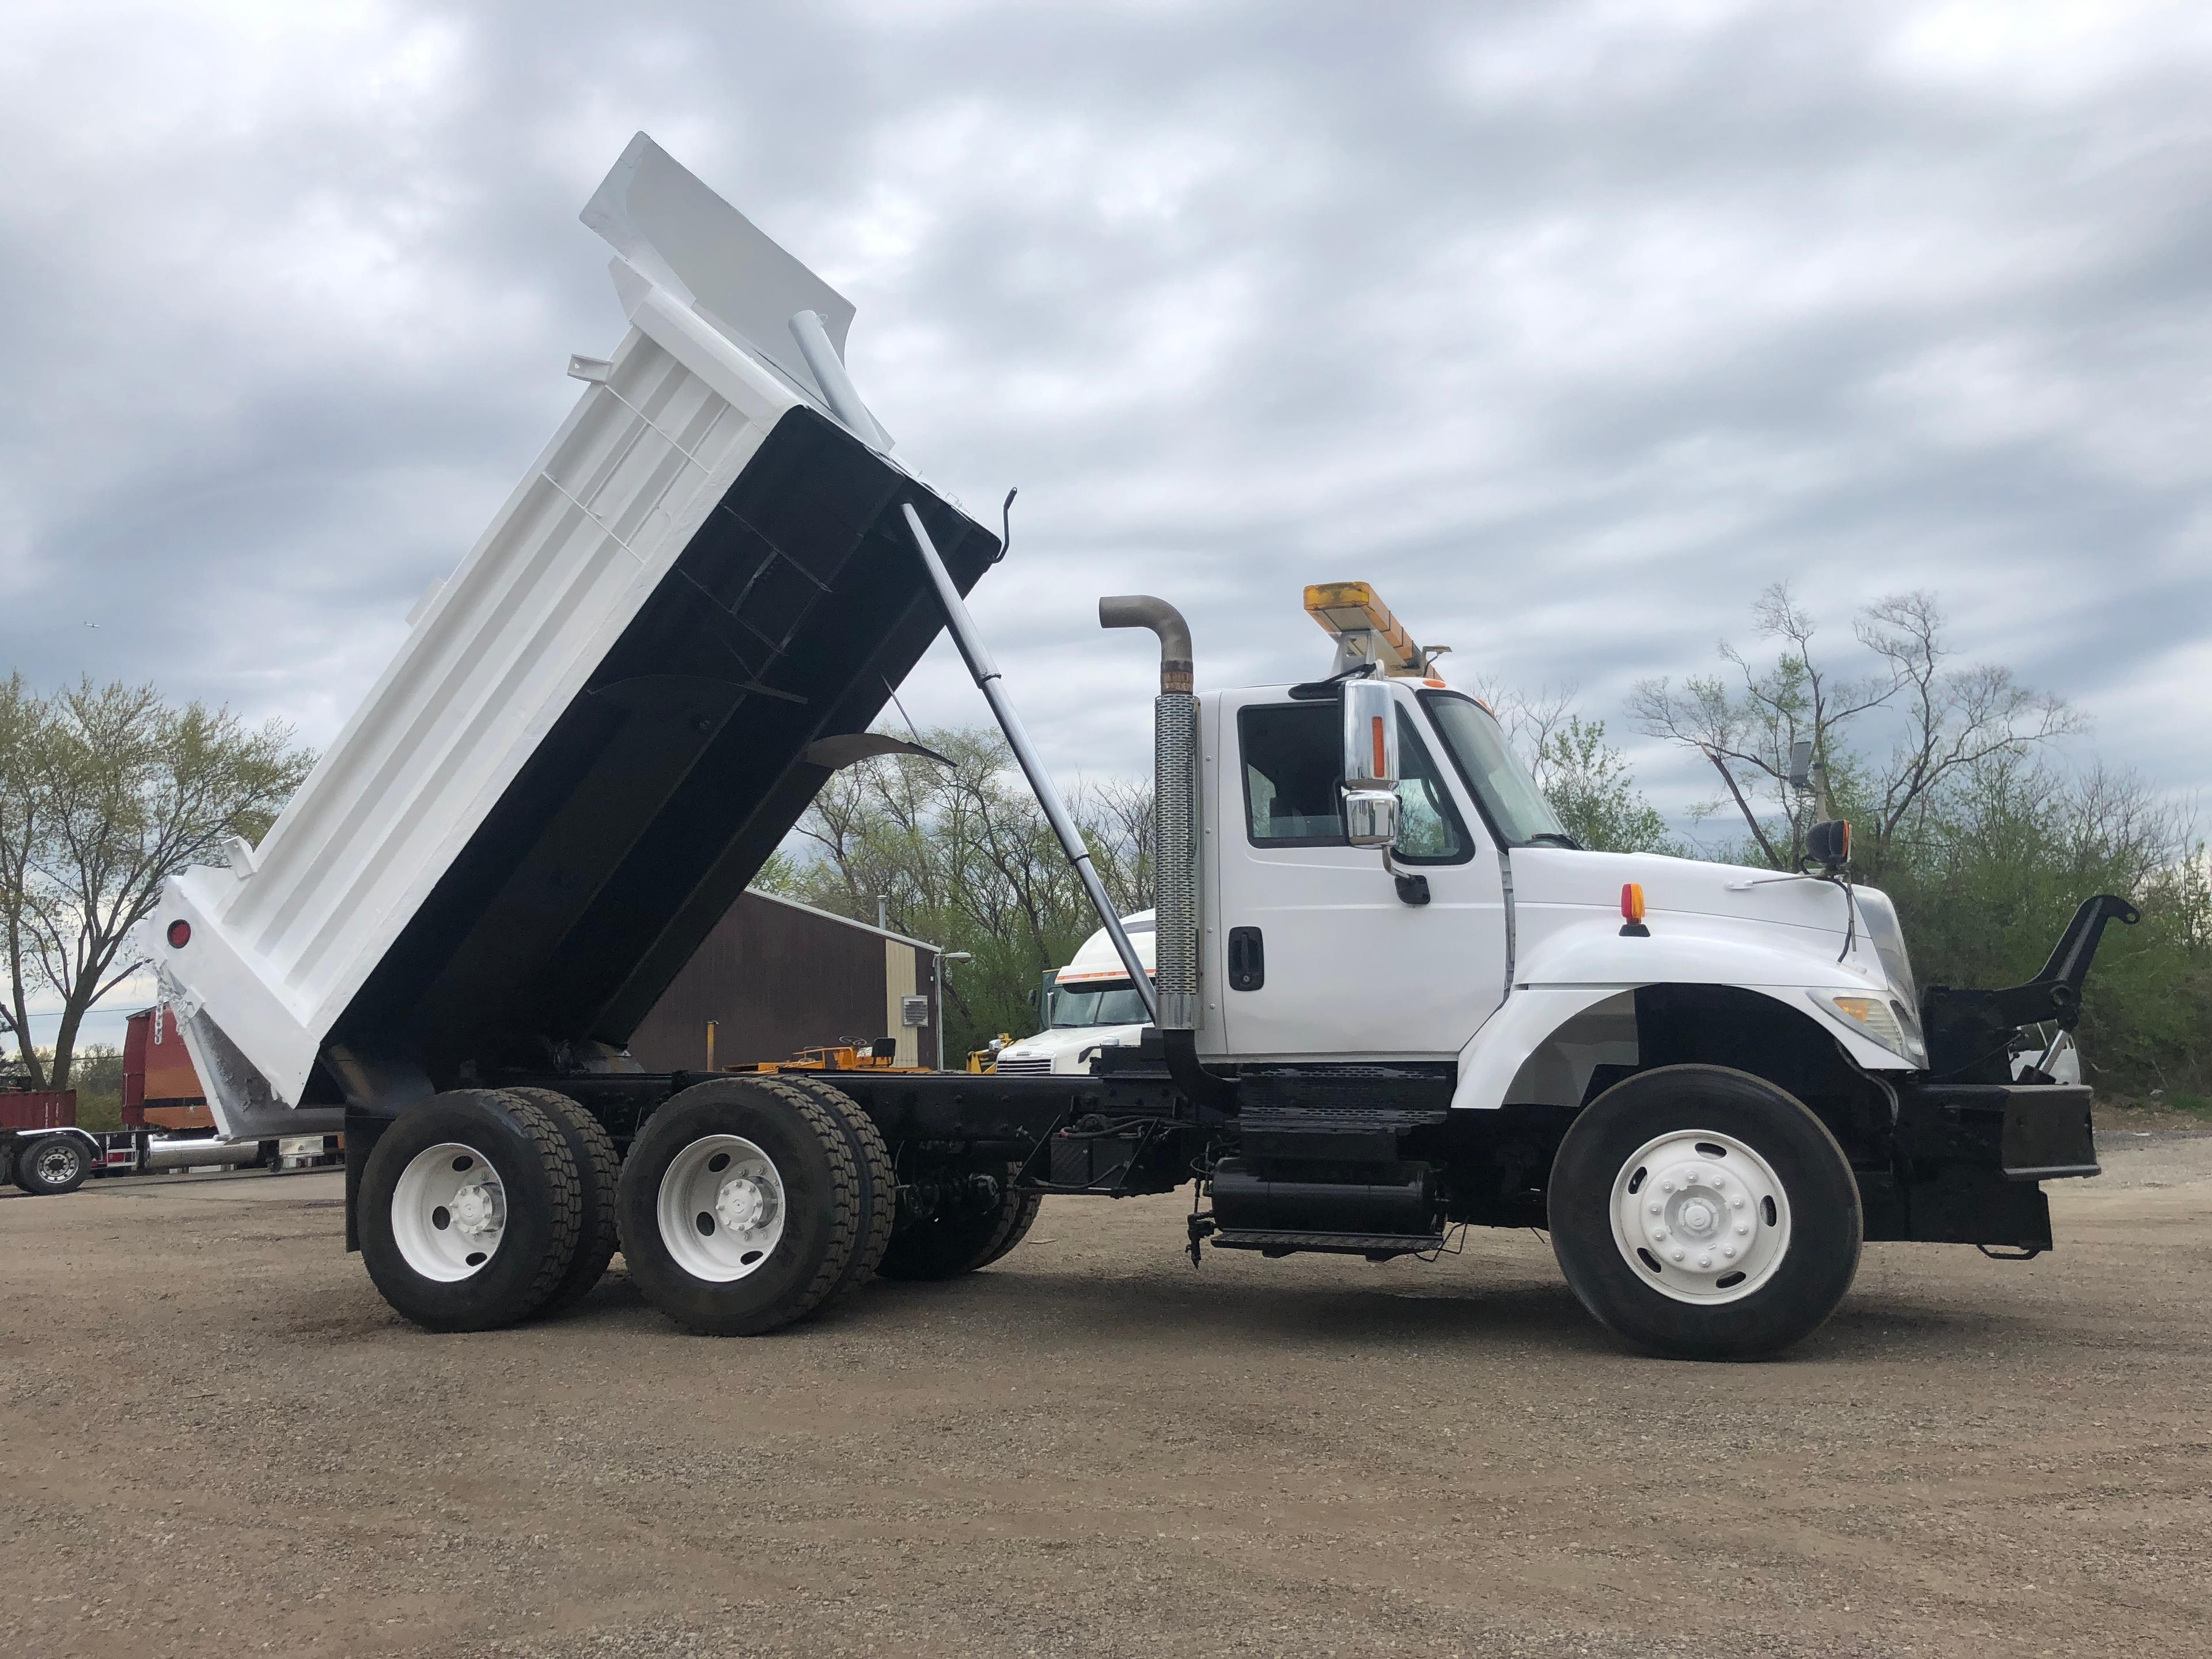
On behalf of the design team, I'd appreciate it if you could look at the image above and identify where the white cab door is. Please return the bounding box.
[1207,684,1509,1060]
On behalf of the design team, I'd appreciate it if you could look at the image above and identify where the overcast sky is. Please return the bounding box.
[6,1,2210,1046]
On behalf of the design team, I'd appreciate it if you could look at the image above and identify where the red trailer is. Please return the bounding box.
[122,1004,217,1132]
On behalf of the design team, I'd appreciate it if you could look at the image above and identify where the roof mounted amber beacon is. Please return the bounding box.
[1303,582,1448,680]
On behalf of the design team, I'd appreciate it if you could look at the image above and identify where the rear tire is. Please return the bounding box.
[876,1168,1029,1281]
[358,1090,583,1332]
[14,1134,92,1195]
[504,1088,621,1317]
[1548,1065,1862,1361]
[774,1076,896,1305]
[977,1193,1043,1267]
[615,1077,860,1336]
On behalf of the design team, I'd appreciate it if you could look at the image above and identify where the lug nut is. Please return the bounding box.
[1670,1249,1685,1262]
[1735,1222,1749,1236]
[1698,1255,1712,1268]
[1722,1245,1737,1260]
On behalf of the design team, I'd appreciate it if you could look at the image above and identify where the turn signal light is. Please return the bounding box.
[1620,884,1645,924]
[166,919,191,949]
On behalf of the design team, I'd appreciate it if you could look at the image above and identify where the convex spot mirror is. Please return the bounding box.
[1342,679,1399,790]
[1344,788,1402,849]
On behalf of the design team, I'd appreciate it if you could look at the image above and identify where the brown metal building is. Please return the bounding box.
[626,890,942,1072]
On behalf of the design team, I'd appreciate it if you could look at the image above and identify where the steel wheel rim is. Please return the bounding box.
[391,1141,507,1282]
[1609,1129,1790,1305]
[35,1142,84,1185]
[657,1134,786,1283]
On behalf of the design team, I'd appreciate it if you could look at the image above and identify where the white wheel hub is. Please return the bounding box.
[391,1142,507,1282]
[658,1134,786,1283]
[1610,1130,1790,1304]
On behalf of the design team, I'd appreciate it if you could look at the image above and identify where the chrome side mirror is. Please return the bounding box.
[1344,787,1401,849]
[1341,679,1399,789]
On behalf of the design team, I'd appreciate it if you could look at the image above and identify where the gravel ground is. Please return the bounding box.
[4,1132,2210,1659]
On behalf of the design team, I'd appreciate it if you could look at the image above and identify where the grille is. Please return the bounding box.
[991,1056,1054,1076]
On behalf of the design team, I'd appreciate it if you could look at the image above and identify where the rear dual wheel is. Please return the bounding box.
[875,1172,1037,1281]
[615,1077,868,1336]
[358,1089,584,1332]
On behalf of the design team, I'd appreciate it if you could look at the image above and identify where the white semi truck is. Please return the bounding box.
[141,135,2135,1359]
[992,912,1156,1077]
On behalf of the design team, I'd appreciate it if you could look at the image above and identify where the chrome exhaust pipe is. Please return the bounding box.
[1100,597,1199,1032]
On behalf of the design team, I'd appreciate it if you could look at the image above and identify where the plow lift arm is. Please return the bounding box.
[1922,894,2141,1084]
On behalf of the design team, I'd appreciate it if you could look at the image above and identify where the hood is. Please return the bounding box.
[1512,848,1869,942]
[994,1021,1147,1075]
[1509,847,1921,1069]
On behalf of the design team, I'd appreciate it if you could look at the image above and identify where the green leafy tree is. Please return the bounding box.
[770,728,1150,1059]
[0,677,315,1089]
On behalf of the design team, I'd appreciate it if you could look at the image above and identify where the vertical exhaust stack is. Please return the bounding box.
[1100,598,1200,1033]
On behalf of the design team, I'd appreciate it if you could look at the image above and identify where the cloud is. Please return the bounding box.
[5,0,2210,1047]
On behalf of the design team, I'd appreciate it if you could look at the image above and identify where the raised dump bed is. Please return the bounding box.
[142,135,998,1139]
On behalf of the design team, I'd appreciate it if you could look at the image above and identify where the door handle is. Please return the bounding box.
[1228,926,1264,991]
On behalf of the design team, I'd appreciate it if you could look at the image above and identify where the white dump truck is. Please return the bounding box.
[991,912,1156,1077]
[142,134,2136,1359]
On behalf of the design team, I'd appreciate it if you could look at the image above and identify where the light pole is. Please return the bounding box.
[936,952,973,1069]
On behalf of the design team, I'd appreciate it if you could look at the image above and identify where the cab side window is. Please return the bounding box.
[1239,704,1342,844]
[1236,701,1472,863]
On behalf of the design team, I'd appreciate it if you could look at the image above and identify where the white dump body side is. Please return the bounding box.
[141,136,900,1121]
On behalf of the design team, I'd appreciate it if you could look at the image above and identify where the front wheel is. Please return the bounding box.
[1548,1066,1862,1361]
[14,1134,92,1195]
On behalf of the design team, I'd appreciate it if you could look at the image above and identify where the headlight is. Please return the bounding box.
[1812,991,1926,1065]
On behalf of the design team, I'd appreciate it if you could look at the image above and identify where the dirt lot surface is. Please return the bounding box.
[6,1135,2211,1659]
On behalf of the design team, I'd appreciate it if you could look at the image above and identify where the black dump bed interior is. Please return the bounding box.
[327,407,998,1081]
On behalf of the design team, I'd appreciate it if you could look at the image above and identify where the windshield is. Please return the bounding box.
[1419,691,1573,847]
[1049,982,1153,1028]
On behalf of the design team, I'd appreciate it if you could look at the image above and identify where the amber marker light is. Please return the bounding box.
[1619,883,1650,938]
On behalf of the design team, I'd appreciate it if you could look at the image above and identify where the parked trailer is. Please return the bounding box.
[2,1011,343,1196]
[142,134,2135,1359]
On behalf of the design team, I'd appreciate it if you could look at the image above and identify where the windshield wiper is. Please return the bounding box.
[1524,831,1583,849]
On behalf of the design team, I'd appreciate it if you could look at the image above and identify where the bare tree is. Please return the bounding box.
[1856,592,2084,856]
[1633,584,2077,873]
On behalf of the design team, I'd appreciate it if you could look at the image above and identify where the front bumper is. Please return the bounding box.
[1862,1082,2098,1249]
[1896,1082,2099,1181]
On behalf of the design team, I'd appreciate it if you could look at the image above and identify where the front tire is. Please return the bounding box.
[357,1090,584,1332]
[14,1135,92,1195]
[615,1078,860,1336]
[1548,1066,1862,1361]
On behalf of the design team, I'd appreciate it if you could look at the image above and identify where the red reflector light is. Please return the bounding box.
[166,919,191,949]
[1620,884,1645,924]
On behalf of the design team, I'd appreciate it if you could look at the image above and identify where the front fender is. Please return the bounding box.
[1452,912,1911,1109]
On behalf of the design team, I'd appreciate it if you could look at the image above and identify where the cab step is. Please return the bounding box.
[1211,1228,1446,1261]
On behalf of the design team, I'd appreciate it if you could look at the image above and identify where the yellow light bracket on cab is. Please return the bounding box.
[1304,581,1442,677]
